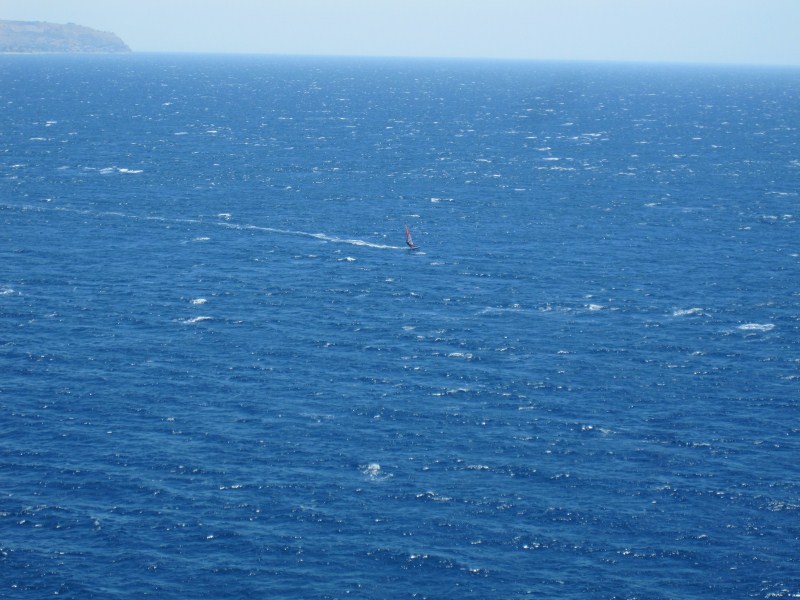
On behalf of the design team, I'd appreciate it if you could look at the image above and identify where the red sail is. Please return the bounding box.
[405,225,415,248]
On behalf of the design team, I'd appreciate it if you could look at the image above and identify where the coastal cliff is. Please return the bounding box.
[0,20,131,53]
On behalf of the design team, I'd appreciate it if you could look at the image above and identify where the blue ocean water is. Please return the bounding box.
[1,53,798,598]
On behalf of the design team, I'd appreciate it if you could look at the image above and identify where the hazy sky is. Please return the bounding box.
[3,0,799,65]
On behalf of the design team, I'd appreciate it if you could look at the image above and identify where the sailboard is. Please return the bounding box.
[405,225,419,250]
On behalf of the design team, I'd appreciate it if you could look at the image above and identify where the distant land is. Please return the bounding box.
[0,20,130,53]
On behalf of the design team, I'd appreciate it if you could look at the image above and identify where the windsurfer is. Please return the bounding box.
[405,225,418,249]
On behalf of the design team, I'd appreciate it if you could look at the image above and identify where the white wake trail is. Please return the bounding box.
[225,222,404,249]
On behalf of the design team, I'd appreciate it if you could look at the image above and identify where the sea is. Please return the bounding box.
[1,53,798,599]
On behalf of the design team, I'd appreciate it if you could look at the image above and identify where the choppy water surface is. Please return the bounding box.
[1,54,799,598]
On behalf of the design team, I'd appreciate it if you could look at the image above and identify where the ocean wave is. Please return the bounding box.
[183,316,212,324]
[737,323,775,332]
[478,305,524,315]
[673,307,705,317]
[416,490,453,502]
[367,547,486,575]
[361,463,391,481]
[96,166,143,174]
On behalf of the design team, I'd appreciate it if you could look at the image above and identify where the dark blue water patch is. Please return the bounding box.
[1,54,799,599]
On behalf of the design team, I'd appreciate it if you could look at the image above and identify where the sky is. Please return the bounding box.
[2,0,800,66]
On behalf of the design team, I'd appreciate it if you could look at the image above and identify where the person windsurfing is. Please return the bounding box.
[405,225,418,249]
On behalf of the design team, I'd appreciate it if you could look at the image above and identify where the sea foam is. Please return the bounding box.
[737,323,775,332]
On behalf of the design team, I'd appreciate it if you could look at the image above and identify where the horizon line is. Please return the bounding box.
[5,49,799,69]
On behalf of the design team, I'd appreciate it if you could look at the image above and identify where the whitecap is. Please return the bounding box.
[184,316,212,324]
[673,307,704,317]
[416,490,452,502]
[190,298,207,305]
[737,323,775,332]
[363,463,381,477]
[587,304,604,311]
[0,287,15,296]
[362,463,390,481]
[478,306,522,315]
[446,387,471,394]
